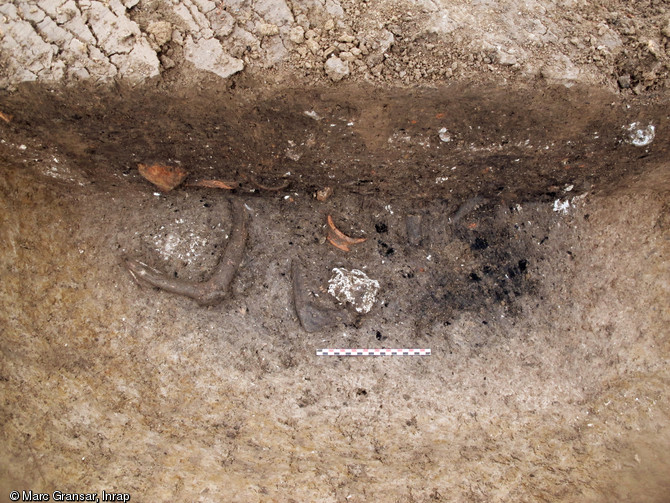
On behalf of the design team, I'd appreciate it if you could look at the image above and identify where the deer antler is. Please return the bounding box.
[123,198,249,306]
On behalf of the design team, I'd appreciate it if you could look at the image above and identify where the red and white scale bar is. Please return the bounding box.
[316,348,431,356]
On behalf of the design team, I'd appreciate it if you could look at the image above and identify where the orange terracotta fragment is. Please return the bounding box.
[0,111,12,123]
[189,179,237,190]
[138,163,188,191]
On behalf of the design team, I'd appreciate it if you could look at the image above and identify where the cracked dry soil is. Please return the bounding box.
[1,81,669,502]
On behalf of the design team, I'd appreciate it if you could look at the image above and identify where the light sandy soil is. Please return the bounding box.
[1,1,669,502]
[1,0,670,90]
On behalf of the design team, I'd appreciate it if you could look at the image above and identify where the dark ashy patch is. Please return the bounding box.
[377,239,395,256]
[375,222,388,233]
[471,237,489,250]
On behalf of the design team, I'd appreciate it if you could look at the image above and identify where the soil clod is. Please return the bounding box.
[316,187,334,201]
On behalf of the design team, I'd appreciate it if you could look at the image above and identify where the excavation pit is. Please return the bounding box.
[1,83,669,502]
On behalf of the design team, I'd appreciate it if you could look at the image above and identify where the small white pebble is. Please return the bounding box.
[19,144,27,150]
[553,199,570,214]
[438,127,451,142]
